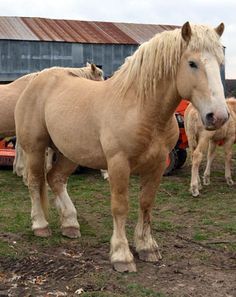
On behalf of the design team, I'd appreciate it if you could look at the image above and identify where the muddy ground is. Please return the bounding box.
[1,224,235,296]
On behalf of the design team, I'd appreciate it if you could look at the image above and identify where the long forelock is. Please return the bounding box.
[187,24,224,64]
[70,66,103,80]
[111,24,224,101]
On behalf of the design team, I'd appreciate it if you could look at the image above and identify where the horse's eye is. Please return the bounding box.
[189,61,198,69]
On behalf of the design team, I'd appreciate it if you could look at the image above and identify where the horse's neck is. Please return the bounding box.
[107,75,181,126]
[141,79,181,126]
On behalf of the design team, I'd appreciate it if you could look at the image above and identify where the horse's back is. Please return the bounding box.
[226,97,236,118]
[0,73,38,136]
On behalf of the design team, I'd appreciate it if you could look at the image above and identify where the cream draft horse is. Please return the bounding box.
[15,22,228,272]
[185,98,236,197]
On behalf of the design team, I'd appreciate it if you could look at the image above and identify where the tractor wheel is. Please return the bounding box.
[164,149,178,176]
[176,149,187,169]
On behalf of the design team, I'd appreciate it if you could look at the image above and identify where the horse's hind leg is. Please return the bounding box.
[134,165,164,263]
[27,150,51,237]
[108,154,136,272]
[203,141,217,185]
[47,153,80,238]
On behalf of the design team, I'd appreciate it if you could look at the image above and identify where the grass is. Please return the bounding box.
[0,148,236,295]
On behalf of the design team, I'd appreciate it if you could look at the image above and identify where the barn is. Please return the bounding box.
[0,16,180,81]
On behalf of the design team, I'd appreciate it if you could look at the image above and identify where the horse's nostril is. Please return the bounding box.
[206,112,214,123]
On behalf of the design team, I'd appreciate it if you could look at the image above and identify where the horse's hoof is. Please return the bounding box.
[34,227,52,237]
[113,261,137,273]
[226,178,234,186]
[61,227,81,238]
[138,249,162,262]
[192,191,199,197]
[190,186,199,197]
[203,176,210,186]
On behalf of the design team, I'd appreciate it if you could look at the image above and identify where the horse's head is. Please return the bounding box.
[176,22,229,130]
[86,62,104,81]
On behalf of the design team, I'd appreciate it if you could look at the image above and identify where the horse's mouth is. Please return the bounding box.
[204,125,217,131]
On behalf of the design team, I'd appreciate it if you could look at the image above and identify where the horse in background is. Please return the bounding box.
[185,98,236,197]
[0,63,106,180]
[15,22,228,272]
[0,63,102,138]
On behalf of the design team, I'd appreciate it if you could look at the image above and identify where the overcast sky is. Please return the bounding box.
[0,0,235,78]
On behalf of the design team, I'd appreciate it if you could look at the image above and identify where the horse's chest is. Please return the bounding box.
[132,133,176,172]
[132,120,179,171]
[213,120,234,142]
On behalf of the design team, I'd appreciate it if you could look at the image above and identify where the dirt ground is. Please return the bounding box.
[0,229,235,296]
[0,165,236,297]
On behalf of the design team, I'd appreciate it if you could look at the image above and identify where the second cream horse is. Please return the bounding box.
[0,64,106,179]
[185,98,236,197]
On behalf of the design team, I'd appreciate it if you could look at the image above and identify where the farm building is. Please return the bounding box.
[0,16,226,84]
[0,16,178,82]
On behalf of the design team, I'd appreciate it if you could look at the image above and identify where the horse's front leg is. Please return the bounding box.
[134,161,165,262]
[190,139,208,197]
[203,141,217,185]
[108,154,136,272]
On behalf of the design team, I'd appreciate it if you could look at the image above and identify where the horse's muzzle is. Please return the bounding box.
[204,111,229,130]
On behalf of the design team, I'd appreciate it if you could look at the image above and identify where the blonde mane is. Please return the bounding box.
[40,66,103,80]
[111,24,224,101]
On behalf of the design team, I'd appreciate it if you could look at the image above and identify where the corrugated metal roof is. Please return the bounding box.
[0,16,178,44]
[0,16,38,40]
[114,23,178,44]
[21,18,138,44]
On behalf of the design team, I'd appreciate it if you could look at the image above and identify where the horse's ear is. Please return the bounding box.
[91,63,96,72]
[86,62,91,67]
[215,23,224,37]
[181,22,191,43]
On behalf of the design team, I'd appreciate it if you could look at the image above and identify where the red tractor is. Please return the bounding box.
[0,137,16,167]
[164,100,189,175]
